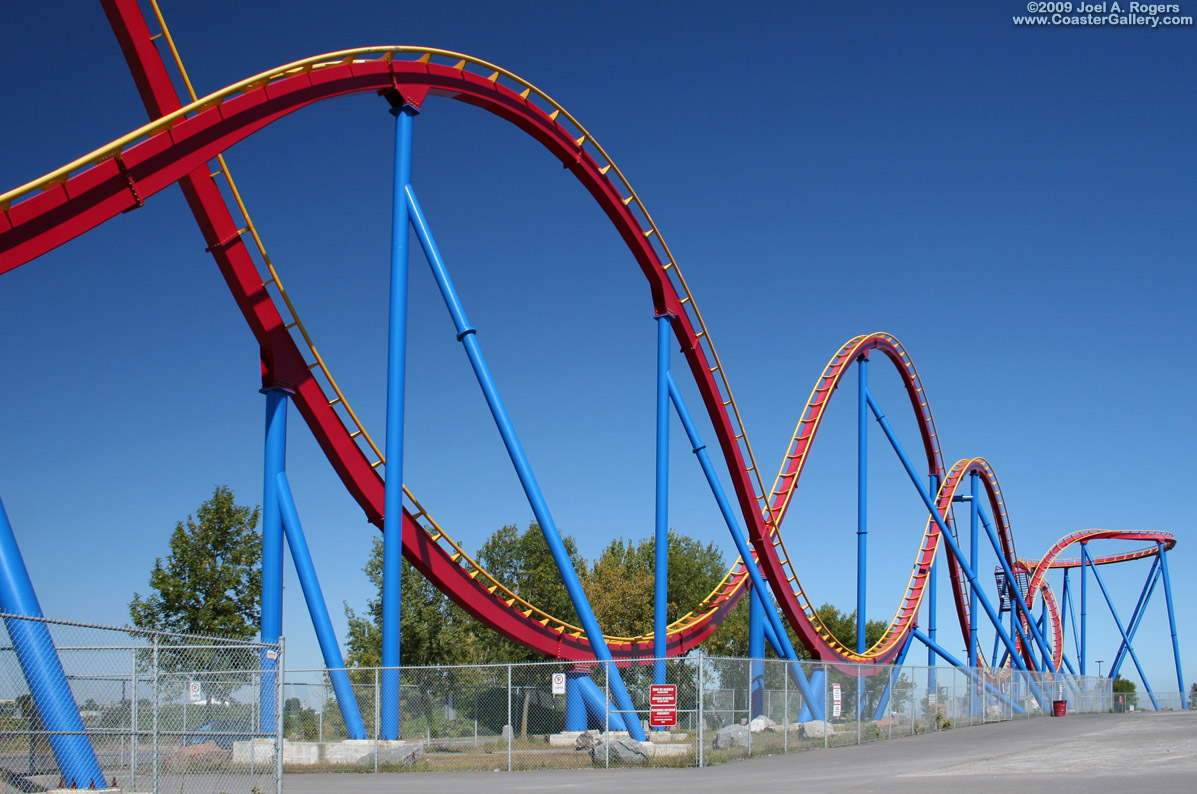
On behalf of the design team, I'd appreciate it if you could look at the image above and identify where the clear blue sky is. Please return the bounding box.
[1,1,1192,697]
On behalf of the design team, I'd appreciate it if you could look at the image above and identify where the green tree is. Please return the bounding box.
[1189,682,1196,710]
[1112,674,1138,709]
[129,486,262,706]
[129,486,261,637]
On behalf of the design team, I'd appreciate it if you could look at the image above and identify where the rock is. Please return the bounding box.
[590,736,650,765]
[713,724,750,749]
[574,731,600,751]
[748,715,778,733]
[358,741,424,768]
[798,720,835,739]
[160,742,230,771]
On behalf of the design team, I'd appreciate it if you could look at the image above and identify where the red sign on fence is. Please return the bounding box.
[649,684,677,727]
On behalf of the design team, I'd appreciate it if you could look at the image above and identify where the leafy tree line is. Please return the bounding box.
[343,521,888,667]
[128,488,883,670]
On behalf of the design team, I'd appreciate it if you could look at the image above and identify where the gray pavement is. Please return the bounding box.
[282,710,1196,793]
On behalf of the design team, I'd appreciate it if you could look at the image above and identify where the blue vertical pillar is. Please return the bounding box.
[1156,542,1186,708]
[565,670,587,731]
[928,474,939,675]
[748,582,765,719]
[259,386,289,733]
[1080,541,1087,676]
[381,102,417,741]
[0,497,105,788]
[653,314,671,691]
[856,356,868,656]
[968,474,978,667]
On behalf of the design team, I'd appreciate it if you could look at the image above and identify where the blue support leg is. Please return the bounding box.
[1155,543,1186,709]
[565,671,587,731]
[872,632,914,721]
[749,582,765,719]
[977,508,1053,669]
[405,185,646,741]
[666,375,823,718]
[1080,541,1087,676]
[968,474,979,667]
[0,497,106,788]
[1109,557,1160,679]
[928,474,938,672]
[260,387,288,734]
[653,314,671,692]
[276,473,367,738]
[857,355,868,656]
[865,392,1044,706]
[380,102,417,740]
[1083,545,1159,710]
[911,628,1026,714]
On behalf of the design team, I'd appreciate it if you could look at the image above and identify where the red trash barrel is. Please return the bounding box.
[1052,700,1067,717]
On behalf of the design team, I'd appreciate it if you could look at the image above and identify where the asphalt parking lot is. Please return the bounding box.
[282,709,1196,793]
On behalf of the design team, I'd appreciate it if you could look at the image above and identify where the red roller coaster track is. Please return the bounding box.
[0,0,1174,670]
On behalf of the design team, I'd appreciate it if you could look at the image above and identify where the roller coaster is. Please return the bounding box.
[0,0,1186,787]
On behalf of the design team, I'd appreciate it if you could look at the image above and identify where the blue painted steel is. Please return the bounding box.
[565,671,587,731]
[1080,541,1087,675]
[865,393,1040,698]
[275,472,368,738]
[1082,544,1159,710]
[798,669,827,722]
[653,314,671,690]
[381,104,417,740]
[576,674,628,732]
[749,582,765,718]
[969,474,979,667]
[857,356,868,655]
[872,631,915,720]
[665,374,823,717]
[405,184,646,741]
[1062,570,1081,663]
[1109,557,1160,679]
[259,387,287,733]
[928,473,939,671]
[1155,542,1186,708]
[0,497,106,788]
[976,507,1053,669]
[910,628,1027,714]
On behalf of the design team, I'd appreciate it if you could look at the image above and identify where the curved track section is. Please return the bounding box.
[0,46,1171,667]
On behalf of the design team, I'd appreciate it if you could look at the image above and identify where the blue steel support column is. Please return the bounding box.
[666,374,823,717]
[1109,560,1161,679]
[405,185,647,741]
[276,473,368,738]
[1083,544,1159,710]
[748,582,765,719]
[968,474,979,667]
[380,103,416,741]
[1155,542,1186,708]
[911,629,1026,714]
[565,671,587,731]
[259,387,288,734]
[928,473,939,672]
[1080,541,1087,676]
[856,356,868,656]
[865,393,1040,698]
[872,631,915,721]
[0,498,106,788]
[653,314,671,691]
[977,508,1052,668]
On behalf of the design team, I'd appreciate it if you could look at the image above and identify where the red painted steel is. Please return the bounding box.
[1,9,1171,666]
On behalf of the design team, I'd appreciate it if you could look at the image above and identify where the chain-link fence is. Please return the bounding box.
[280,654,1116,774]
[0,613,282,794]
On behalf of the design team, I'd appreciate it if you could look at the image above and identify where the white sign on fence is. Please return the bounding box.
[832,682,842,718]
[188,680,203,705]
[551,672,566,695]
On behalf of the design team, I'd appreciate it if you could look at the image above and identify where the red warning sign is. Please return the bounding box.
[649,684,677,727]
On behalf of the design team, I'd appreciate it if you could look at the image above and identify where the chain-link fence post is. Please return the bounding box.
[823,663,829,749]
[697,652,704,768]
[373,668,380,773]
[603,660,610,769]
[129,648,138,792]
[783,661,789,754]
[275,637,285,794]
[151,634,159,794]
[506,663,513,772]
[746,658,752,757]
